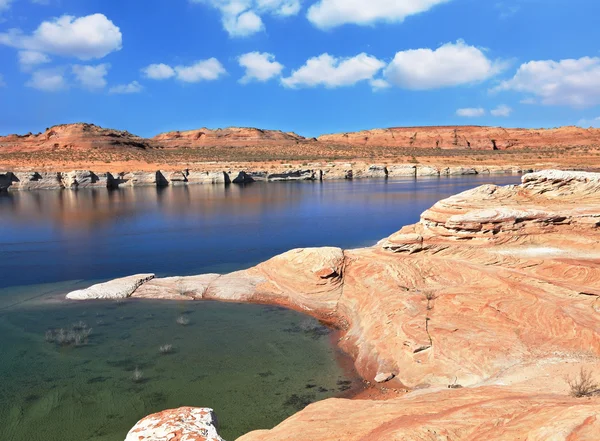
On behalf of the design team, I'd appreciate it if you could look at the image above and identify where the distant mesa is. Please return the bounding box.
[1,123,599,155]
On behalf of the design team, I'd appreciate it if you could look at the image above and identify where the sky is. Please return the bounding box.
[0,0,599,137]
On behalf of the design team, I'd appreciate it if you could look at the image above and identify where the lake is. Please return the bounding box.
[0,175,521,440]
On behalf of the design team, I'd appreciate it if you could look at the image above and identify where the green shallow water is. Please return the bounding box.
[0,282,357,441]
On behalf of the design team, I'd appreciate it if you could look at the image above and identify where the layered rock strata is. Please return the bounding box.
[0,164,533,191]
[67,170,600,440]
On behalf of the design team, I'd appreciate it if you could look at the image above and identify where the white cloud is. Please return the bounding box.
[370,78,391,91]
[281,53,385,88]
[109,81,143,94]
[141,59,226,83]
[18,50,51,70]
[307,0,449,29]
[385,40,505,90]
[191,0,300,37]
[223,10,263,37]
[491,104,512,117]
[456,107,485,117]
[72,63,109,90]
[0,14,122,60]
[142,63,176,80]
[577,117,600,128]
[26,68,66,91]
[495,57,600,108]
[238,51,283,83]
[174,58,227,82]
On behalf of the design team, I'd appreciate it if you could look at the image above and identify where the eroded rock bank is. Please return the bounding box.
[0,164,534,191]
[67,170,600,440]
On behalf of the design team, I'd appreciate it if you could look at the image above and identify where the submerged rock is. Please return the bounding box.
[66,274,155,300]
[124,407,224,441]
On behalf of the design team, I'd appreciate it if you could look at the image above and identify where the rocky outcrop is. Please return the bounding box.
[10,171,63,190]
[111,171,165,187]
[387,165,416,177]
[124,407,224,441]
[72,170,600,441]
[0,172,14,191]
[237,388,600,441]
[60,170,114,189]
[266,169,321,181]
[152,127,307,148]
[186,171,229,185]
[66,274,155,300]
[352,165,388,179]
[0,123,154,154]
[318,125,600,150]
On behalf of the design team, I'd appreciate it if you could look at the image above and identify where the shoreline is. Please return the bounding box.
[0,163,538,192]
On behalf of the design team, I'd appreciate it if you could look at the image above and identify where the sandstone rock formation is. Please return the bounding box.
[124,407,224,441]
[66,274,155,300]
[0,123,154,154]
[70,171,600,440]
[152,127,306,148]
[318,125,600,150]
[2,124,600,166]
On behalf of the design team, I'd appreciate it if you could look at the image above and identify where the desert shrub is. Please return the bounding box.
[567,368,599,398]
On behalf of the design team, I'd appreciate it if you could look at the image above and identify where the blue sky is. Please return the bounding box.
[0,0,599,137]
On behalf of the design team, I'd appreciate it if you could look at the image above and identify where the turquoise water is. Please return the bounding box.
[0,176,521,440]
[0,282,354,441]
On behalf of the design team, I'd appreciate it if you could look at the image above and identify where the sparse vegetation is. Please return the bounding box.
[132,367,144,383]
[159,344,174,354]
[176,315,190,326]
[45,321,93,347]
[567,368,600,398]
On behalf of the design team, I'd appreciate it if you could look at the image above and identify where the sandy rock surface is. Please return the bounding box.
[124,407,224,441]
[66,274,155,300]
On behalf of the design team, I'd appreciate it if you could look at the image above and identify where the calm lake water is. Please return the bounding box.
[0,175,520,441]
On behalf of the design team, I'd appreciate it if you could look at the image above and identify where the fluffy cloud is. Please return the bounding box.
[495,57,600,108]
[143,59,226,83]
[456,107,485,117]
[370,78,391,91]
[191,0,300,37]
[18,50,51,70]
[26,68,67,91]
[307,0,450,29]
[175,58,227,82]
[577,117,600,128]
[491,104,512,117]
[281,53,385,88]
[0,14,122,60]
[385,40,504,90]
[109,81,143,94]
[142,63,176,80]
[238,52,283,83]
[72,64,109,90]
